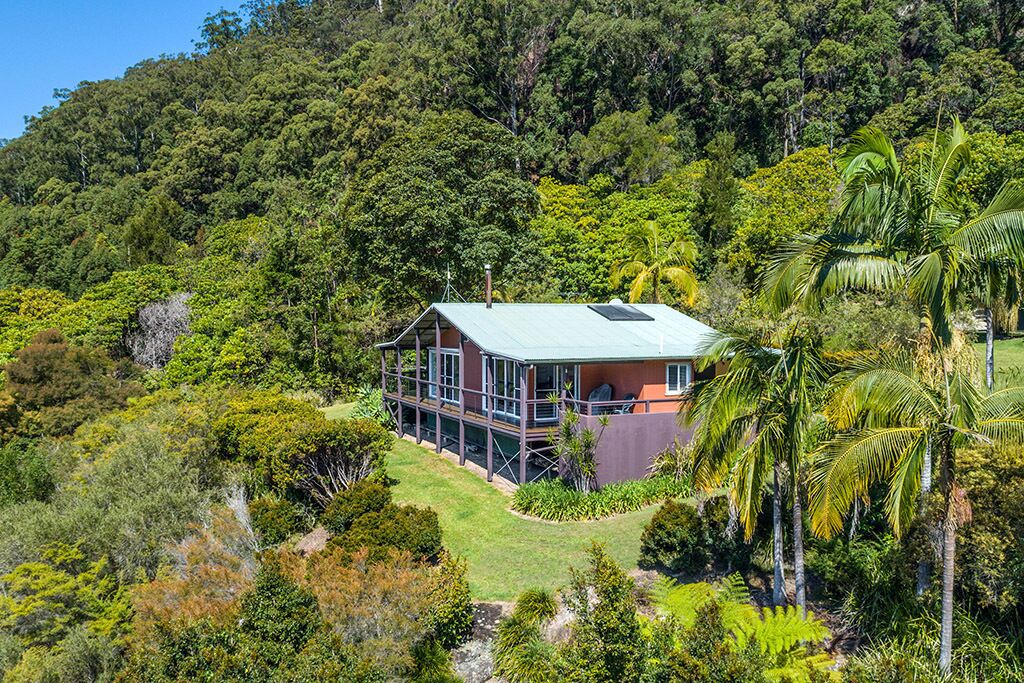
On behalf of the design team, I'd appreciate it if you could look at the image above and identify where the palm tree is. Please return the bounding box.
[765,118,1024,352]
[807,348,1024,674]
[763,118,1024,616]
[975,258,1020,391]
[611,220,699,304]
[686,320,827,610]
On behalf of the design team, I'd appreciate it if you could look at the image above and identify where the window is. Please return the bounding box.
[428,348,459,403]
[665,362,692,395]
[488,358,521,419]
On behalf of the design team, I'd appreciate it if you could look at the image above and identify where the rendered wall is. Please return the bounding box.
[582,411,693,485]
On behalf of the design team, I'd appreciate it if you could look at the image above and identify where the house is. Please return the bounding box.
[377,300,719,486]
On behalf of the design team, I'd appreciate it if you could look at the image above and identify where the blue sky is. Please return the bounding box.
[0,1,232,141]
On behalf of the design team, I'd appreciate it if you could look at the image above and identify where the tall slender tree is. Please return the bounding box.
[807,347,1024,674]
[763,118,1024,659]
[686,320,827,610]
[611,220,698,304]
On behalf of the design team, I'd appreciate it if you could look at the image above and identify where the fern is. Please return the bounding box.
[653,574,837,682]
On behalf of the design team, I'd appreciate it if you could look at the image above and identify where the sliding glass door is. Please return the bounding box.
[489,358,521,419]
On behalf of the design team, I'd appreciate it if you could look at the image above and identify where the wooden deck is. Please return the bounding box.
[383,391,553,438]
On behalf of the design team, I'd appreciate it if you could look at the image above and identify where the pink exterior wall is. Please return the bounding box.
[581,411,693,485]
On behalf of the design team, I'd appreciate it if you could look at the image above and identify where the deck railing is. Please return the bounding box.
[382,369,686,428]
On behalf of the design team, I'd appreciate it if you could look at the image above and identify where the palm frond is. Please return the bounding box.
[807,427,925,538]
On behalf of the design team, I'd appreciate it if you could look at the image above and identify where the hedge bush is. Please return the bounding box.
[639,497,749,575]
[249,497,308,545]
[511,476,691,521]
[425,553,474,649]
[320,481,392,535]
[337,503,443,562]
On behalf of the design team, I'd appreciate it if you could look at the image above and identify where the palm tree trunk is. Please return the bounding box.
[792,486,806,614]
[938,438,957,675]
[939,503,956,675]
[985,306,995,391]
[917,437,932,596]
[772,462,786,607]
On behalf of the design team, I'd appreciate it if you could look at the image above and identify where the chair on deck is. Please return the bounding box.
[586,383,613,415]
[614,393,637,414]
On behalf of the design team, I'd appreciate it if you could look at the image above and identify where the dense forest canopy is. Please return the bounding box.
[1,1,1024,682]
[1,0,1023,395]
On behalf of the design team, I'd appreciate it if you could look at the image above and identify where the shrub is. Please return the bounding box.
[0,439,54,507]
[350,384,395,429]
[512,476,690,521]
[425,553,473,649]
[338,504,442,563]
[295,418,393,508]
[320,481,392,535]
[639,498,748,575]
[249,497,308,546]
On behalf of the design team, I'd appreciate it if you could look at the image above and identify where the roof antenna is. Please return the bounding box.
[440,264,467,303]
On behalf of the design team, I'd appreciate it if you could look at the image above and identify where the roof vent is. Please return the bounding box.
[588,303,655,321]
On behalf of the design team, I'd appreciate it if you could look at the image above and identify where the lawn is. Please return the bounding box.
[320,401,355,420]
[386,438,658,601]
[973,336,1024,378]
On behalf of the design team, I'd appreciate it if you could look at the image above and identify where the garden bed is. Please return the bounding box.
[511,477,692,522]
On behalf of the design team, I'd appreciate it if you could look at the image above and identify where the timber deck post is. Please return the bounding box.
[519,363,527,485]
[414,330,422,443]
[380,349,388,429]
[434,315,442,453]
[485,355,494,482]
[458,334,466,465]
[395,344,403,437]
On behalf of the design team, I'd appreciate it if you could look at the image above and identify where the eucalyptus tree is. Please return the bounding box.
[611,220,698,305]
[686,319,828,610]
[807,348,1024,673]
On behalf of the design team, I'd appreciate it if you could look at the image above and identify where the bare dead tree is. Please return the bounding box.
[127,292,193,369]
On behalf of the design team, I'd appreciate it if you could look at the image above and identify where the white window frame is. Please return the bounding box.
[428,347,459,404]
[488,357,521,419]
[665,362,692,395]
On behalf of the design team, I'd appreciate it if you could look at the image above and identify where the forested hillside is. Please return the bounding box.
[3,1,1024,681]
[2,0,1023,395]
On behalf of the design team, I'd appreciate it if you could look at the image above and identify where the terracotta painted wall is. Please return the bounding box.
[434,327,485,410]
[578,359,692,412]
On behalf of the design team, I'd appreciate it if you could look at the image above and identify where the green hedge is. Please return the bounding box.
[511,477,691,521]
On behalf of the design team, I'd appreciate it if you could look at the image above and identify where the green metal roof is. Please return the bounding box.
[380,303,719,363]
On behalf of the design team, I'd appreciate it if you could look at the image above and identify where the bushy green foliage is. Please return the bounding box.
[3,328,144,437]
[557,544,647,682]
[512,476,691,521]
[493,589,558,683]
[653,574,835,681]
[321,480,392,535]
[349,384,394,429]
[249,497,308,546]
[424,553,473,650]
[0,439,54,507]
[0,543,129,648]
[337,504,443,563]
[639,498,750,574]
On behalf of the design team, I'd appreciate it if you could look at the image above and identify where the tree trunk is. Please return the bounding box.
[986,307,995,392]
[792,486,807,614]
[772,462,786,607]
[917,437,933,596]
[939,503,956,675]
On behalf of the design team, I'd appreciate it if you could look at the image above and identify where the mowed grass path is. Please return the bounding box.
[386,438,656,601]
